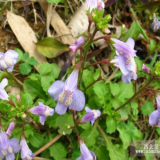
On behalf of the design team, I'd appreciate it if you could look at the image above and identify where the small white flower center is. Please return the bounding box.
[8,146,13,153]
[0,60,7,69]
[44,106,50,116]
[65,93,73,106]
[59,90,66,103]
[2,149,7,156]
[4,57,12,66]
[92,110,98,118]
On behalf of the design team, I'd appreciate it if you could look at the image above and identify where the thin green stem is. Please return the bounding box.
[6,71,23,87]
[78,28,97,88]
[114,77,155,112]
[72,110,80,138]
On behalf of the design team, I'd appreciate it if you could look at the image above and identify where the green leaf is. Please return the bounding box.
[55,113,74,135]
[36,37,69,58]
[94,145,110,160]
[24,124,35,138]
[39,63,53,75]
[47,0,65,4]
[0,102,10,112]
[149,39,156,53]
[22,52,29,62]
[118,82,134,103]
[19,63,32,75]
[21,93,34,107]
[14,48,23,62]
[50,142,67,160]
[80,126,99,147]
[41,76,54,93]
[28,57,39,66]
[93,81,109,105]
[123,20,148,41]
[106,116,117,134]
[141,101,154,115]
[23,79,47,99]
[109,82,120,96]
[117,122,131,149]
[29,133,44,148]
[99,126,127,160]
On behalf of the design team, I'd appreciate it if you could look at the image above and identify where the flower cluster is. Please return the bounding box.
[111,38,137,83]
[86,0,105,11]
[151,13,160,32]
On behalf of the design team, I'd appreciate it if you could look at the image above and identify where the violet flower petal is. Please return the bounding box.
[126,38,135,49]
[142,64,150,73]
[6,121,15,136]
[55,102,68,115]
[149,110,160,126]
[65,69,79,92]
[76,156,83,160]
[85,107,92,112]
[122,74,131,84]
[6,153,15,160]
[40,116,46,125]
[9,138,20,153]
[20,138,33,160]
[86,0,97,11]
[118,55,129,75]
[69,89,85,111]
[48,81,65,100]
[0,78,9,100]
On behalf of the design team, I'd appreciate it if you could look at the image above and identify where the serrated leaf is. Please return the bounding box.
[118,82,134,103]
[80,126,99,147]
[141,101,154,115]
[106,116,117,134]
[93,81,109,105]
[36,37,69,58]
[55,113,74,135]
[30,133,44,148]
[19,63,32,75]
[50,142,67,160]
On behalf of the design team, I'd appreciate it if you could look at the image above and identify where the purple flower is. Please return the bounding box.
[142,64,150,73]
[97,0,105,10]
[0,50,19,72]
[0,78,9,100]
[0,130,20,160]
[69,36,85,53]
[29,102,54,125]
[111,38,137,83]
[81,107,101,125]
[76,141,96,160]
[149,95,160,126]
[48,68,85,115]
[20,138,34,160]
[86,0,104,11]
[6,121,15,136]
[151,14,160,32]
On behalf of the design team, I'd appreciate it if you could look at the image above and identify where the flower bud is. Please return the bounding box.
[6,121,15,136]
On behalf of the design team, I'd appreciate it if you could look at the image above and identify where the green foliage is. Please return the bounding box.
[19,52,38,75]
[36,37,69,58]
[55,113,74,135]
[106,116,117,134]
[123,20,148,41]
[80,126,99,147]
[155,61,160,76]
[50,142,67,160]
[141,101,154,115]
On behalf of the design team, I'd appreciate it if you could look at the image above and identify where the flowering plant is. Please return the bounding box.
[0,0,160,160]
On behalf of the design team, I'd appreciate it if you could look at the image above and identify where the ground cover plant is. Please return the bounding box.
[0,0,160,160]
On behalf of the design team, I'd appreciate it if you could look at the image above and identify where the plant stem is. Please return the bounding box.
[78,28,97,88]
[114,77,155,112]
[6,71,23,87]
[34,134,62,156]
[72,110,80,138]
[105,68,118,84]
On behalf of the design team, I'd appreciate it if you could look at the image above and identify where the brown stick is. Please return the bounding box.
[34,134,62,156]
